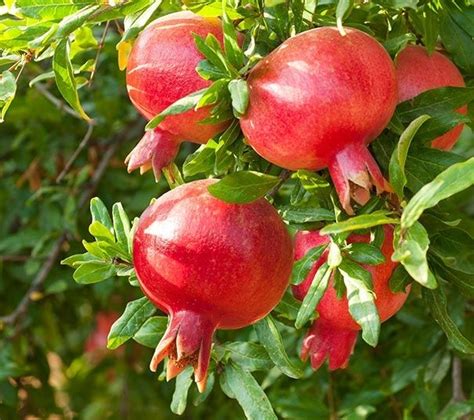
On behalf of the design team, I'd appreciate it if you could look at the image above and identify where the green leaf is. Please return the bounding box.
[339,259,380,347]
[327,242,342,268]
[90,198,112,230]
[89,221,115,243]
[320,211,399,235]
[392,222,437,289]
[221,362,277,420]
[224,342,273,371]
[228,79,249,117]
[389,265,412,293]
[222,3,244,69]
[54,4,100,41]
[401,158,474,229]
[170,367,194,415]
[349,243,385,265]
[430,228,474,275]
[61,252,97,267]
[293,170,330,191]
[194,33,235,77]
[146,89,206,130]
[274,292,300,321]
[291,245,326,285]
[16,0,93,19]
[422,287,474,354]
[197,79,229,109]
[295,263,332,329]
[336,0,353,34]
[133,316,168,348]
[279,206,334,224]
[208,171,279,204]
[196,59,229,81]
[421,5,439,54]
[53,38,90,121]
[0,70,16,122]
[121,0,163,42]
[384,33,416,56]
[73,261,116,284]
[254,316,303,379]
[389,115,431,198]
[107,297,156,349]
[112,203,131,254]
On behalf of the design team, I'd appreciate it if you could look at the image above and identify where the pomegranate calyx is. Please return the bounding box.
[150,310,215,393]
[301,318,358,371]
[125,127,179,180]
[328,143,391,214]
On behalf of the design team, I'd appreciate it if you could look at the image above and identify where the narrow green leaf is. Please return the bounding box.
[73,261,116,284]
[274,292,300,321]
[208,171,279,204]
[0,70,16,122]
[320,211,399,235]
[90,197,113,230]
[146,89,206,130]
[291,245,326,285]
[133,316,168,348]
[60,252,97,267]
[112,203,131,254]
[197,79,229,109]
[389,114,431,198]
[327,242,342,268]
[422,5,439,54]
[53,38,90,121]
[221,362,277,420]
[295,263,332,329]
[384,33,416,56]
[89,221,115,243]
[170,367,194,415]
[222,2,244,69]
[121,0,163,42]
[339,260,380,347]
[389,265,412,293]
[402,158,474,229]
[107,297,156,349]
[393,222,437,289]
[279,206,335,224]
[228,79,249,117]
[193,33,234,77]
[224,342,273,371]
[349,243,385,265]
[254,316,303,378]
[423,287,474,354]
[336,0,353,34]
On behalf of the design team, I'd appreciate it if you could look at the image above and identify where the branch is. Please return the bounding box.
[35,83,88,121]
[451,356,466,402]
[0,119,144,329]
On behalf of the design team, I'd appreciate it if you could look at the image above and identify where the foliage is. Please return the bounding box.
[1,0,473,418]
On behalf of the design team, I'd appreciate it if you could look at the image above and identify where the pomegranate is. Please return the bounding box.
[240,27,397,214]
[395,44,467,150]
[133,179,293,390]
[292,225,409,370]
[125,12,230,177]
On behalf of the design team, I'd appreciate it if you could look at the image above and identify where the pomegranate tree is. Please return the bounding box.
[292,226,410,370]
[395,44,466,150]
[132,179,293,391]
[240,27,398,214]
[125,11,230,177]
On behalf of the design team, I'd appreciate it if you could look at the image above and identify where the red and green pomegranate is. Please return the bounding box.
[395,44,466,150]
[132,179,293,390]
[125,11,230,177]
[292,226,409,370]
[240,27,397,214]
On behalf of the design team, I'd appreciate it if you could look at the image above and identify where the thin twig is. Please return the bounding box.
[327,372,338,420]
[0,119,144,329]
[35,83,84,120]
[89,21,110,87]
[56,123,95,183]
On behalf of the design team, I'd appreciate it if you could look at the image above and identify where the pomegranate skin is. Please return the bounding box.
[395,45,466,150]
[125,12,230,177]
[241,27,397,214]
[133,179,293,390]
[292,225,410,370]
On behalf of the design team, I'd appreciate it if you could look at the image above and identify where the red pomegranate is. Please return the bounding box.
[125,12,230,177]
[395,44,466,150]
[133,179,293,391]
[292,226,409,370]
[240,27,397,214]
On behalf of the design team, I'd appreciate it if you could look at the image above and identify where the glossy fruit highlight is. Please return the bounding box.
[241,26,397,214]
[395,44,466,150]
[292,226,409,370]
[125,11,230,177]
[133,179,293,391]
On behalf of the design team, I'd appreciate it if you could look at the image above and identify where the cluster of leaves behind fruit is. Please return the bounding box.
[2,0,474,417]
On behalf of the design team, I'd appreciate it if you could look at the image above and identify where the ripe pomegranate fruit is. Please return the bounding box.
[125,11,230,177]
[133,179,293,391]
[395,44,466,150]
[240,27,397,214]
[292,225,409,370]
